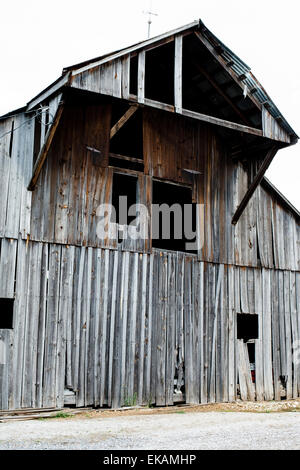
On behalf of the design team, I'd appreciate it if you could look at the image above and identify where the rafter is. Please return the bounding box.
[194,31,262,112]
[192,63,252,127]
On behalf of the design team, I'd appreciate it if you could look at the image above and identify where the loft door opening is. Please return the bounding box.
[152,180,197,253]
[112,173,138,243]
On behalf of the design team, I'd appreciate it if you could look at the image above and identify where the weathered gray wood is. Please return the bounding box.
[138,51,145,104]
[28,104,64,191]
[174,35,182,113]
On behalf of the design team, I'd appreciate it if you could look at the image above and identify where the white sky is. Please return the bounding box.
[1,0,299,209]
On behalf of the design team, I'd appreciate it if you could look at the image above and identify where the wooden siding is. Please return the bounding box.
[0,238,299,410]
[1,105,298,270]
[262,107,291,144]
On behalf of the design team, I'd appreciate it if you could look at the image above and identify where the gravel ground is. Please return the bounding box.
[0,407,299,450]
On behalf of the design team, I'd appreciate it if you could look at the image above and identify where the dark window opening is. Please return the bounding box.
[145,42,175,105]
[109,107,143,161]
[112,173,138,235]
[33,115,42,166]
[9,121,14,158]
[152,180,197,253]
[0,299,14,329]
[237,314,258,342]
[182,34,262,129]
[130,55,138,96]
[257,231,261,266]
[247,342,256,383]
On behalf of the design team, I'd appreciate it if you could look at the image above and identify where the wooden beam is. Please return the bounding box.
[174,35,183,112]
[110,105,138,139]
[231,146,278,225]
[181,108,263,137]
[194,31,262,112]
[138,51,146,104]
[28,103,64,191]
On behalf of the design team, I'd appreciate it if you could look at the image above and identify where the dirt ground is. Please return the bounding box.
[0,400,299,450]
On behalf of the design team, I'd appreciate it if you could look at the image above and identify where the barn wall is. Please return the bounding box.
[0,238,299,410]
[0,103,298,271]
[27,104,300,271]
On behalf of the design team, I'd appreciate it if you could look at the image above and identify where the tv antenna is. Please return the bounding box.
[143,1,158,38]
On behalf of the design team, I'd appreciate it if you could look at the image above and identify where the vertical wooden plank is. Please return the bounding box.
[228,265,236,402]
[198,261,205,403]
[165,253,176,405]
[43,244,61,408]
[262,268,274,400]
[174,35,183,113]
[92,248,102,407]
[99,249,110,406]
[254,268,263,401]
[120,251,130,406]
[144,253,153,404]
[107,250,119,407]
[137,254,148,404]
[175,252,185,400]
[121,55,130,100]
[138,51,145,104]
[289,271,298,398]
[0,238,17,298]
[156,252,167,406]
[73,247,85,397]
[35,243,49,408]
[126,252,139,403]
[284,270,293,399]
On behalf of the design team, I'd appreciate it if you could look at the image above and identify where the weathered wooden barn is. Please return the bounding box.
[0,20,299,411]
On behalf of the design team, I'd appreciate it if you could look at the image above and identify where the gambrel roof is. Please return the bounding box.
[17,19,297,145]
[1,20,298,219]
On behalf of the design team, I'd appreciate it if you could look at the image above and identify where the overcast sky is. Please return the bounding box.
[1,0,299,209]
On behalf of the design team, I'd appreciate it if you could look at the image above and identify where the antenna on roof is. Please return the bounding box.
[143,0,158,38]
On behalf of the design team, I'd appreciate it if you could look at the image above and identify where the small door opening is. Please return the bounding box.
[0,299,14,329]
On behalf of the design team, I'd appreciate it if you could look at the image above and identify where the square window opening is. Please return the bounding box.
[237,313,258,342]
[0,298,14,329]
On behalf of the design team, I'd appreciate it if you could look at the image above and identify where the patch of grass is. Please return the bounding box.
[146,396,154,408]
[175,411,185,414]
[50,411,73,419]
[123,393,137,407]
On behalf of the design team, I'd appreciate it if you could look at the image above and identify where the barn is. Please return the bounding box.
[0,20,299,411]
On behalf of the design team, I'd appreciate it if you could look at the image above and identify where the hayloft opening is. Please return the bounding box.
[237,314,258,342]
[152,180,197,253]
[182,34,262,129]
[112,172,138,227]
[0,299,14,329]
[130,55,138,96]
[145,42,175,105]
[109,103,144,166]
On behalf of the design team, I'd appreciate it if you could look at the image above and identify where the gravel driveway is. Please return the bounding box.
[0,409,299,450]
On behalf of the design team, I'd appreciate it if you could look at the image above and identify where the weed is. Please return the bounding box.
[123,393,137,407]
